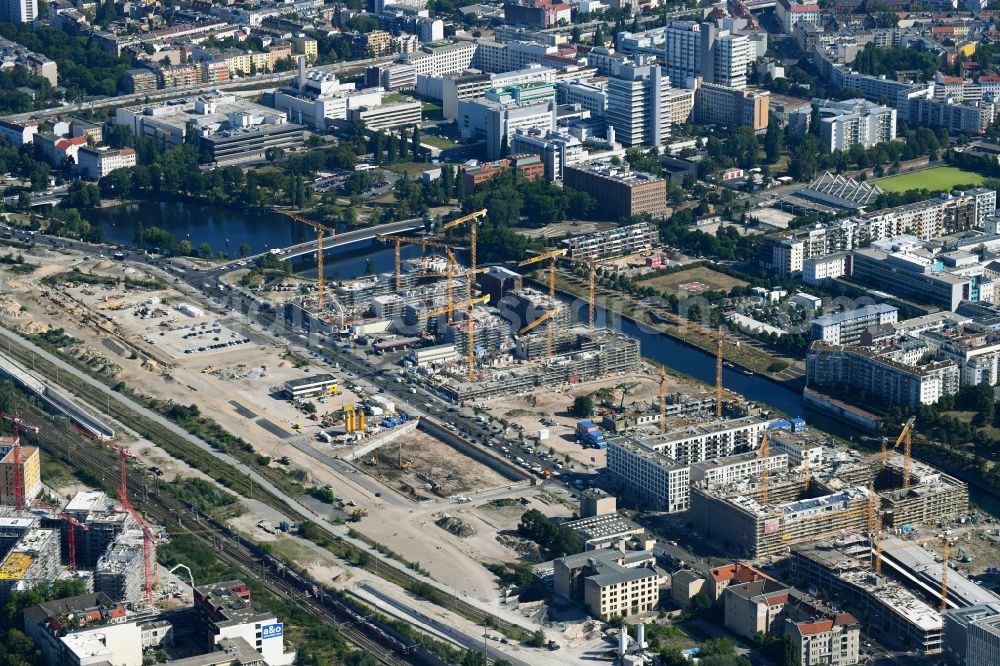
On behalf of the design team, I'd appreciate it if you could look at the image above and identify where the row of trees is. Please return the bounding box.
[369,125,422,164]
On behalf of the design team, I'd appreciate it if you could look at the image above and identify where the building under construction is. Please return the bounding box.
[0,526,61,602]
[94,528,147,604]
[62,491,137,570]
[436,326,641,402]
[790,534,944,654]
[690,445,968,559]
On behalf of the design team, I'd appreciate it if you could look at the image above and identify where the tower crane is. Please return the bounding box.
[103,442,155,605]
[0,412,38,513]
[642,311,726,417]
[557,255,597,330]
[757,431,770,505]
[882,417,916,488]
[376,234,456,293]
[439,209,488,282]
[867,481,878,535]
[519,309,555,335]
[273,209,335,311]
[659,367,667,434]
[61,513,88,572]
[423,295,490,319]
[519,249,568,358]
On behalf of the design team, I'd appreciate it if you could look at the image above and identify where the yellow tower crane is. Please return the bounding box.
[273,209,335,309]
[423,294,490,320]
[439,210,489,380]
[757,431,770,505]
[644,307,726,418]
[559,255,597,330]
[425,295,490,380]
[519,249,568,358]
[881,417,916,491]
[377,234,456,293]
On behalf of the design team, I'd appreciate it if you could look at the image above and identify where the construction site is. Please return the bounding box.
[688,418,970,559]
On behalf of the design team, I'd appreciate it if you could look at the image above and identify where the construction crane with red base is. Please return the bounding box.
[0,412,39,513]
[105,442,156,605]
[33,499,90,572]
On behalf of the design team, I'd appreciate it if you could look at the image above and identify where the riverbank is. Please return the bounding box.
[544,274,806,387]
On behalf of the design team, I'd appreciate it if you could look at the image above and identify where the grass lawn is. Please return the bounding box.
[641,266,749,295]
[874,167,984,193]
[421,100,443,121]
[420,134,459,149]
[383,161,430,177]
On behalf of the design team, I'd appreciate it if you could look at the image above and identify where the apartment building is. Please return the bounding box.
[862,189,996,241]
[76,147,137,180]
[911,97,996,134]
[553,548,661,620]
[695,82,769,131]
[810,303,898,345]
[0,527,60,603]
[806,341,960,406]
[195,581,296,665]
[606,59,670,147]
[689,450,789,487]
[638,415,772,463]
[663,22,753,90]
[817,98,896,152]
[0,445,40,506]
[921,325,1000,386]
[563,162,667,219]
[559,222,658,260]
[607,437,691,512]
[1,0,37,22]
[787,613,862,666]
[803,252,852,286]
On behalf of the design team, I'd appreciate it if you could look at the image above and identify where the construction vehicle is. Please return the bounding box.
[272,209,335,310]
[400,460,414,470]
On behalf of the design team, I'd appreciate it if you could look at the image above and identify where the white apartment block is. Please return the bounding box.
[817,98,897,152]
[76,147,137,180]
[810,303,899,346]
[807,342,960,406]
[689,451,789,487]
[636,416,773,464]
[607,437,691,513]
[803,253,851,286]
[713,32,753,90]
[769,432,825,470]
[862,189,997,241]
[664,22,752,90]
[401,41,476,77]
[2,0,37,22]
[664,21,702,88]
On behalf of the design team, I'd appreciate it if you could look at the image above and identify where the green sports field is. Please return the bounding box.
[874,167,984,193]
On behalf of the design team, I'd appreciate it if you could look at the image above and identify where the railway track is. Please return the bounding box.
[1,330,529,642]
[15,398,441,666]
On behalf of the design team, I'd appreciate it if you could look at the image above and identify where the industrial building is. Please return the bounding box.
[283,374,338,399]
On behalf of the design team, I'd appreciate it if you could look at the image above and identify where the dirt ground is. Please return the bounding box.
[479,367,715,469]
[363,429,510,498]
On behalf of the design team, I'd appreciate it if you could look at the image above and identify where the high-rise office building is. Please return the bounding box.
[2,0,37,22]
[665,22,753,90]
[606,58,670,147]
